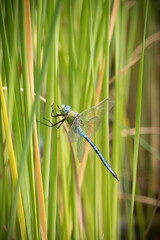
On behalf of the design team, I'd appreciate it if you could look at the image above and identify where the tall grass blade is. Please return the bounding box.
[129,1,149,239]
[0,78,27,239]
[24,0,47,238]
[8,0,62,238]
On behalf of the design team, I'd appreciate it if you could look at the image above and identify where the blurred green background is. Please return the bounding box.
[0,0,160,239]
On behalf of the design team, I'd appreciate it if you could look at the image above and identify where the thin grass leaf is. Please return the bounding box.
[19,0,39,238]
[129,1,149,239]
[8,0,62,238]
[0,78,27,239]
[24,0,47,238]
[101,1,111,239]
[48,3,60,238]
[0,1,159,239]
[111,9,120,239]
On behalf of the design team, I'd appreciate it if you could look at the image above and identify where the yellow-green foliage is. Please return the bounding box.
[0,0,159,240]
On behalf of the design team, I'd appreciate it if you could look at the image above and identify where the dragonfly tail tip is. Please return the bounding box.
[115,174,119,181]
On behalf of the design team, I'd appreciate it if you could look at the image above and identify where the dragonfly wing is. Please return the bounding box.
[68,114,100,141]
[77,98,114,138]
[68,118,80,142]
[77,136,85,162]
[79,98,114,122]
[68,99,113,161]
[80,116,101,138]
[68,119,86,162]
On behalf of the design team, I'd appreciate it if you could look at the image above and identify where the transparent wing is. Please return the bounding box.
[80,116,101,138]
[79,98,114,122]
[68,115,100,142]
[77,136,85,162]
[68,98,114,161]
[68,98,114,142]
[68,118,80,143]
[68,117,100,161]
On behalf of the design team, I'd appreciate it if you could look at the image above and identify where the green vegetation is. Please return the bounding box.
[0,0,159,239]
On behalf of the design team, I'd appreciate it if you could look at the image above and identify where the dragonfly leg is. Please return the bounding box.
[51,104,67,117]
[51,113,66,117]
[36,118,65,128]
[43,117,54,125]
[57,118,65,129]
[51,104,58,116]
[51,103,60,109]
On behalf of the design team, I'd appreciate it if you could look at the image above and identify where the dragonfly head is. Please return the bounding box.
[60,104,71,114]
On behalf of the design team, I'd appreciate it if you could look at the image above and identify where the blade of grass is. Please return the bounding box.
[0,112,7,240]
[101,1,111,239]
[87,1,98,239]
[19,0,39,238]
[59,129,70,239]
[111,8,120,239]
[0,77,27,239]
[48,13,59,240]
[24,0,47,238]
[76,0,87,102]
[0,0,24,144]
[68,0,76,105]
[78,0,120,187]
[8,0,62,238]
[43,50,54,219]
[0,1,10,80]
[71,154,79,239]
[0,1,28,238]
[129,1,149,239]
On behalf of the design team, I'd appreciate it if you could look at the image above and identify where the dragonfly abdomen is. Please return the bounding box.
[79,129,119,181]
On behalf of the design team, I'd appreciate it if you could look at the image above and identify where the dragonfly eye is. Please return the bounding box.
[60,104,71,114]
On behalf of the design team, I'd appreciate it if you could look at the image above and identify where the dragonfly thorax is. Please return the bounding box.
[66,109,79,127]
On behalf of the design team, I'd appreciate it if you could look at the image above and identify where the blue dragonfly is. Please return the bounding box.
[38,98,119,181]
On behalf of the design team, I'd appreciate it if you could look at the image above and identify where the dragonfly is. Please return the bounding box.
[38,98,119,181]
